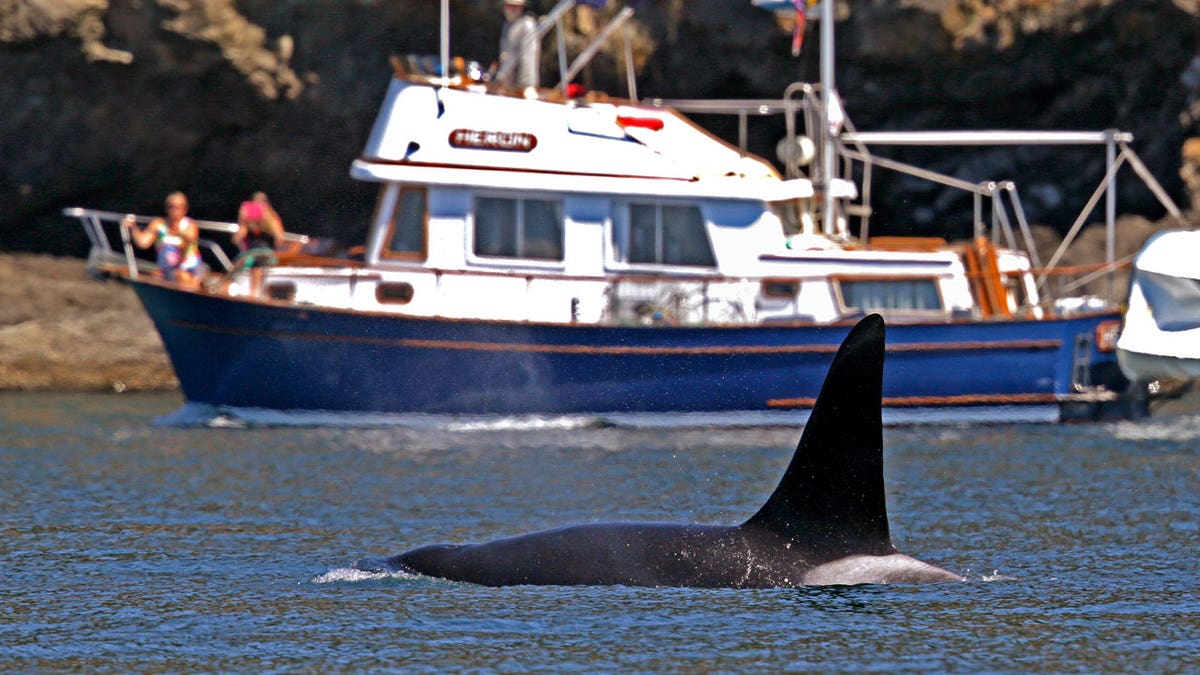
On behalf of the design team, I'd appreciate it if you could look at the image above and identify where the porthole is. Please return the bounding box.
[376,282,415,304]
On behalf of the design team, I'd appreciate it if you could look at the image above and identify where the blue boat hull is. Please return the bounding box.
[129,279,1130,419]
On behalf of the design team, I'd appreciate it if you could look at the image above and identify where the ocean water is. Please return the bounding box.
[2,392,1198,672]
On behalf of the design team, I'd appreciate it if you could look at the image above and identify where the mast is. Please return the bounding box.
[440,0,450,84]
[819,0,837,237]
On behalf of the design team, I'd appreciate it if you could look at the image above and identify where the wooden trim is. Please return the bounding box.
[167,319,842,355]
[768,392,1061,409]
[831,273,944,284]
[1034,260,1132,277]
[379,186,429,262]
[866,237,948,251]
[888,339,1060,352]
[962,236,1012,318]
[167,317,1058,357]
[357,156,698,183]
[758,253,956,268]
[272,253,370,269]
[268,259,723,285]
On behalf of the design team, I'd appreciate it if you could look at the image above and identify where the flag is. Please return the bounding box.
[792,0,817,56]
[792,1,805,56]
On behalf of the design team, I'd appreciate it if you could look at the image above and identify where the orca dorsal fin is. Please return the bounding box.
[744,314,895,557]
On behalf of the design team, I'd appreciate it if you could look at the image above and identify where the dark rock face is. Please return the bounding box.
[3,0,1198,256]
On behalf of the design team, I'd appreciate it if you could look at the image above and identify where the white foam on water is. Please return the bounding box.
[311,566,418,584]
[442,415,605,432]
[1109,414,1200,441]
[980,569,1018,583]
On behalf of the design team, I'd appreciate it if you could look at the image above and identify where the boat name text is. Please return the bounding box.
[449,128,538,152]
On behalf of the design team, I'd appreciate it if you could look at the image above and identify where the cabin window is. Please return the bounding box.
[836,278,943,313]
[473,196,564,261]
[383,188,427,258]
[619,203,715,267]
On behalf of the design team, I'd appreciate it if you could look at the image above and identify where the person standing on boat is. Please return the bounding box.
[230,191,288,296]
[232,191,286,256]
[496,0,539,96]
[122,191,203,290]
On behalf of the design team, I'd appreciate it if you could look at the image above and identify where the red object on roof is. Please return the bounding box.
[616,115,665,132]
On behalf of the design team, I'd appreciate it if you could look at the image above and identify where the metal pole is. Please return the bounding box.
[974,192,983,240]
[1105,130,1116,303]
[557,15,569,98]
[440,0,450,83]
[563,7,635,85]
[624,21,637,101]
[820,0,836,237]
[738,112,748,155]
[119,216,139,279]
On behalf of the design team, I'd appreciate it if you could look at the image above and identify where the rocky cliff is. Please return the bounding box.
[3,0,1199,256]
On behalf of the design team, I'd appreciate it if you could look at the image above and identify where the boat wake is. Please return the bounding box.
[150,401,1059,430]
[152,402,616,431]
[1109,413,1200,442]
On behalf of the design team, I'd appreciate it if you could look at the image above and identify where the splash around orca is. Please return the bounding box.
[368,314,965,587]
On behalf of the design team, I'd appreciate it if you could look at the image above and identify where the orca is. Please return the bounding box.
[373,314,964,587]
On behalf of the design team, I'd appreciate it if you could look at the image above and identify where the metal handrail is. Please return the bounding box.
[64,206,307,279]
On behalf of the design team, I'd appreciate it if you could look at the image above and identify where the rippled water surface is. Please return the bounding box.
[3,392,1198,672]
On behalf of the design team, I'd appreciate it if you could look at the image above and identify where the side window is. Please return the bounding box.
[522,199,564,260]
[661,205,715,266]
[837,278,943,312]
[384,188,427,258]
[474,197,518,257]
[628,204,658,264]
[619,203,715,267]
[474,196,563,261]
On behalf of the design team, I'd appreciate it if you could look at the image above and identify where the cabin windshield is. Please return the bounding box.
[383,188,427,259]
[770,199,817,238]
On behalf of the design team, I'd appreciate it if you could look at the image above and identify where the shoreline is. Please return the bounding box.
[0,253,177,392]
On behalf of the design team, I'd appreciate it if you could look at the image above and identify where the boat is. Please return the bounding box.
[64,0,1180,424]
[1117,229,1200,382]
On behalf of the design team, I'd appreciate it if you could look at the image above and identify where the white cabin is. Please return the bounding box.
[227,72,1037,328]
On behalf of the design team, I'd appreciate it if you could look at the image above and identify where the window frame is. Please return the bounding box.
[831,275,948,316]
[609,201,717,270]
[380,187,429,261]
[468,194,565,265]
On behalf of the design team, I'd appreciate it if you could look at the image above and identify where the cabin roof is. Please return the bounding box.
[352,77,856,202]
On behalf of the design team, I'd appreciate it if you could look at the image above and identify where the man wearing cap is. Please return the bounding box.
[497,0,539,95]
